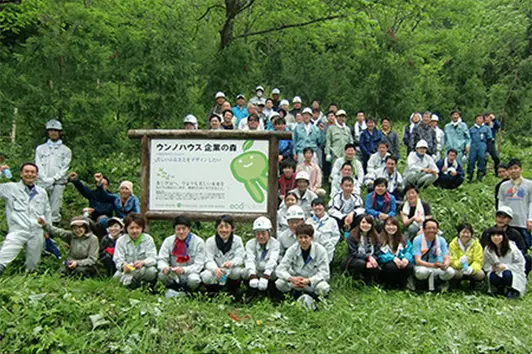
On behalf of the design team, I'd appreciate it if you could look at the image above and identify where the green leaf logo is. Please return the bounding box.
[242,140,254,152]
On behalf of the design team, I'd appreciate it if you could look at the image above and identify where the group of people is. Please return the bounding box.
[0,89,529,307]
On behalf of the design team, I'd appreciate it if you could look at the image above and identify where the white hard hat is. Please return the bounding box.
[236,93,245,99]
[280,99,290,107]
[270,112,281,120]
[496,206,513,219]
[335,109,347,116]
[184,114,198,128]
[302,107,313,115]
[215,91,225,99]
[286,205,305,220]
[45,119,63,131]
[431,114,439,122]
[293,96,302,103]
[416,139,429,149]
[295,171,310,181]
[272,88,280,95]
[253,216,272,231]
[256,85,264,92]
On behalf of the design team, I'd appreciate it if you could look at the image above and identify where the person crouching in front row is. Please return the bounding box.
[275,224,330,310]
[113,213,158,289]
[201,215,245,297]
[38,215,99,278]
[158,215,206,297]
[243,217,281,298]
[343,215,381,285]
[412,219,455,292]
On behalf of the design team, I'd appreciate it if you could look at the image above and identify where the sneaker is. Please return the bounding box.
[164,289,186,299]
[506,289,520,300]
[297,294,317,311]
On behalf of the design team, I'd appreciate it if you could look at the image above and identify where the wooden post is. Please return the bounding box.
[140,135,150,230]
[267,135,279,237]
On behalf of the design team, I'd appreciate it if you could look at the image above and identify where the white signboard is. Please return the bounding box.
[150,139,269,213]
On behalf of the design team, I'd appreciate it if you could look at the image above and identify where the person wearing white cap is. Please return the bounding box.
[38,215,99,278]
[481,206,532,276]
[271,88,281,110]
[208,91,226,117]
[434,149,464,190]
[290,96,303,117]
[249,85,266,106]
[296,147,326,198]
[232,94,248,126]
[243,216,281,295]
[277,205,306,255]
[289,171,318,219]
[94,173,140,219]
[403,140,438,189]
[430,114,445,160]
[325,109,353,165]
[278,99,296,126]
[292,107,325,166]
[35,119,71,223]
[183,114,198,130]
[0,162,51,275]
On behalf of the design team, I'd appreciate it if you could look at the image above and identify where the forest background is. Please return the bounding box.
[1,1,532,353]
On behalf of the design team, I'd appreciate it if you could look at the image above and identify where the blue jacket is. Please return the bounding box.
[279,139,294,160]
[364,192,397,218]
[359,129,384,158]
[72,179,115,219]
[469,124,492,148]
[444,122,470,152]
[292,123,324,155]
[96,185,140,218]
[378,240,414,264]
[232,106,248,125]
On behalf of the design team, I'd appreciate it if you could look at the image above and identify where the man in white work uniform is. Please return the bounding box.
[0,162,51,275]
[35,119,72,223]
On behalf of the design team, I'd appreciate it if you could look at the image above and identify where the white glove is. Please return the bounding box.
[464,267,474,276]
[258,278,269,291]
[249,278,259,288]
[41,177,55,189]
[326,154,332,162]
[459,256,468,264]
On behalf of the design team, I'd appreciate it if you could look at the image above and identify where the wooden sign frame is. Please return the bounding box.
[128,129,292,233]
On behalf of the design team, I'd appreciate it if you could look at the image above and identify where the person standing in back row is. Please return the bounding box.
[35,119,72,224]
[410,111,436,156]
[497,159,532,250]
[467,114,492,182]
[444,110,470,162]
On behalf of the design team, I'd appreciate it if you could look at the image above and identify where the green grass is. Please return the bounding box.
[1,136,532,353]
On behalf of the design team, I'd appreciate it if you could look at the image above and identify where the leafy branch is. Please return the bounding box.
[233,15,343,40]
